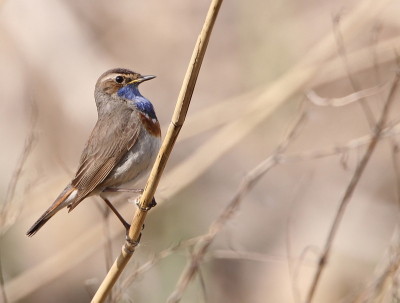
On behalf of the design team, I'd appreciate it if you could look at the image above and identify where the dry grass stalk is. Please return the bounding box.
[0,256,6,303]
[306,83,389,107]
[90,0,224,302]
[280,123,400,163]
[1,97,38,234]
[305,69,400,303]
[332,13,376,127]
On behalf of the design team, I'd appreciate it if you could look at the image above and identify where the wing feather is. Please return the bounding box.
[68,108,140,210]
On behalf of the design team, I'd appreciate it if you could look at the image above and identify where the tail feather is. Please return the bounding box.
[26,214,53,237]
[26,185,76,237]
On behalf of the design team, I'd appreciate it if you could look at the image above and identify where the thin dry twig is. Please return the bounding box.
[91,1,224,302]
[306,83,389,107]
[367,24,400,210]
[305,70,400,303]
[0,253,6,303]
[333,13,376,127]
[1,96,38,233]
[278,123,400,164]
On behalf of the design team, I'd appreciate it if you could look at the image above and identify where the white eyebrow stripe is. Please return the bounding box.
[100,73,134,82]
[101,73,120,82]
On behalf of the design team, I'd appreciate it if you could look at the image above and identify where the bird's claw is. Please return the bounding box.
[135,197,157,212]
[125,232,141,247]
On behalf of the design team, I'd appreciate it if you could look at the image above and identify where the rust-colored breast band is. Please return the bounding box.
[139,113,161,137]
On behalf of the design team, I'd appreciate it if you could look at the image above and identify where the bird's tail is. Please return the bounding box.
[26,185,77,237]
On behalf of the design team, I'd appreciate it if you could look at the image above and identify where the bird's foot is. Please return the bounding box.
[135,197,157,212]
[124,232,141,253]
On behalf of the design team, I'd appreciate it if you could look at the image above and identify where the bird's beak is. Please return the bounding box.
[128,75,156,85]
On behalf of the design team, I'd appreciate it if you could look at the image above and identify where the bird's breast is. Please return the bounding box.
[100,123,161,190]
[139,112,161,138]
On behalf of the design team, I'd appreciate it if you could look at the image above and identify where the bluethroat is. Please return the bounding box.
[27,68,161,237]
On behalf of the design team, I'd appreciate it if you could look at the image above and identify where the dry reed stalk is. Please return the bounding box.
[305,70,400,303]
[91,0,224,302]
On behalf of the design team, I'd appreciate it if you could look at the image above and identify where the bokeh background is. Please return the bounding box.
[1,0,400,302]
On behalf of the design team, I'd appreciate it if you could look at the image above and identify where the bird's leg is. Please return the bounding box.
[100,196,130,231]
[104,187,157,210]
[103,188,144,194]
[102,188,156,208]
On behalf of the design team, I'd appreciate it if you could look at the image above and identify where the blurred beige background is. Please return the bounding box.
[1,0,400,302]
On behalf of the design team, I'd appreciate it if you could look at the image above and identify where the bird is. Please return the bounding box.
[26,68,161,237]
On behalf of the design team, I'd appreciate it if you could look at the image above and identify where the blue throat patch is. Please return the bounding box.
[117,84,157,120]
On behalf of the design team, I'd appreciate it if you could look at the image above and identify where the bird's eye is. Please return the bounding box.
[115,76,124,83]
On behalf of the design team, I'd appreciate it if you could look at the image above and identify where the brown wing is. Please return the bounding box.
[68,109,140,211]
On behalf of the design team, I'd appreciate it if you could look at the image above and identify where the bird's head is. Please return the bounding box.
[95,68,155,99]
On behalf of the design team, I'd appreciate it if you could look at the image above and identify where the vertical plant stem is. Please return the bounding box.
[91,1,224,302]
[0,251,7,303]
[305,70,400,303]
